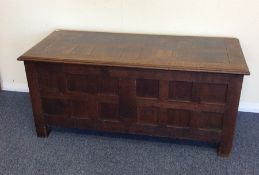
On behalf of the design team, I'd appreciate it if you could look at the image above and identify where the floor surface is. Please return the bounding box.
[0,91,258,175]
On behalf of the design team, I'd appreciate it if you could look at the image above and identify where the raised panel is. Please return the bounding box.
[136,79,159,98]
[167,109,191,128]
[137,107,158,125]
[70,100,97,119]
[37,63,61,93]
[67,75,100,93]
[200,83,227,104]
[100,77,119,95]
[100,103,119,121]
[168,81,193,101]
[198,112,223,130]
[38,71,60,93]
[42,98,67,116]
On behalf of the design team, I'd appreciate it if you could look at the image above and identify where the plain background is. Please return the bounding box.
[0,0,259,111]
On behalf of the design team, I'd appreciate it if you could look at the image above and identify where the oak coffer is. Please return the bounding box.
[18,30,249,156]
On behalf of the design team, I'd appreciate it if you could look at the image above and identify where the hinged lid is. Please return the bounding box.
[18,30,250,75]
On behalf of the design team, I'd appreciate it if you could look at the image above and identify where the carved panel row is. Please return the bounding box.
[39,74,227,105]
[136,78,228,104]
[137,107,223,130]
[42,97,223,131]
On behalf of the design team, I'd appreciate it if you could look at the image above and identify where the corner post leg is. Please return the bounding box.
[218,140,233,157]
[24,61,50,137]
[218,75,243,157]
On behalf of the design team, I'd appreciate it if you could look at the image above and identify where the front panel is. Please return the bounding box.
[36,62,233,143]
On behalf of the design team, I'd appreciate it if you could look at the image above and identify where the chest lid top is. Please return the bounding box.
[18,30,249,75]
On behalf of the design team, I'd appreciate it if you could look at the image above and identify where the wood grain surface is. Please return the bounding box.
[18,30,249,75]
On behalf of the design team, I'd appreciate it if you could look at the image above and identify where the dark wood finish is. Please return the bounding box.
[18,30,249,75]
[18,30,249,157]
[218,76,244,156]
[24,62,50,137]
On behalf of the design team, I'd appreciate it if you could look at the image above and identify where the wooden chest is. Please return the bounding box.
[18,30,249,156]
